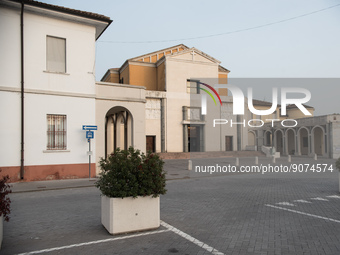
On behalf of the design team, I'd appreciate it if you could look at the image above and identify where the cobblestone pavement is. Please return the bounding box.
[2,157,340,255]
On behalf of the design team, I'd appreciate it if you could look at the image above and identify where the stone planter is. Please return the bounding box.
[0,215,3,249]
[101,195,160,235]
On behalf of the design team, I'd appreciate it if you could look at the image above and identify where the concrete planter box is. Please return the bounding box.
[101,195,160,235]
[0,215,3,249]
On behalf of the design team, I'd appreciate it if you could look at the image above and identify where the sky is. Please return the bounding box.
[40,0,340,116]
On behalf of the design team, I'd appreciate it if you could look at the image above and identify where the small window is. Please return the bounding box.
[47,114,67,150]
[186,80,200,94]
[46,36,66,73]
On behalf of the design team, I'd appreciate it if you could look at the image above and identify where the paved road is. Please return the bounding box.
[2,157,340,254]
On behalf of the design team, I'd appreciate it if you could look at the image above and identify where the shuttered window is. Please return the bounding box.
[46,36,66,73]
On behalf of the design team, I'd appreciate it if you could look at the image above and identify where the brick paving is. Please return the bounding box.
[2,156,340,255]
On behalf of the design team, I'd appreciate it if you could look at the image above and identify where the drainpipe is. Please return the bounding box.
[20,1,25,179]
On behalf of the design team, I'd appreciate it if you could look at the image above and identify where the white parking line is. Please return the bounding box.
[161,221,225,255]
[326,195,340,199]
[276,202,295,206]
[265,204,340,223]
[17,229,170,255]
[310,197,329,201]
[293,199,312,203]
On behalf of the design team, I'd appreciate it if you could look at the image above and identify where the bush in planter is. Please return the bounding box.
[336,157,340,171]
[96,147,166,198]
[0,169,11,222]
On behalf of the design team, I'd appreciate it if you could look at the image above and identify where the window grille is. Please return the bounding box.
[47,114,66,150]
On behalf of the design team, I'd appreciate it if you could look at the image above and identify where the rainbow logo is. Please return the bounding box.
[188,80,222,106]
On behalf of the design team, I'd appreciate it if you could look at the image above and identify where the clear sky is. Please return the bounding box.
[39,0,340,115]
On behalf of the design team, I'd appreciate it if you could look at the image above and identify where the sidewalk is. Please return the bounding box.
[10,178,98,193]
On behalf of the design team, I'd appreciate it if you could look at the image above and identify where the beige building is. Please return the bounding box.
[101,44,248,154]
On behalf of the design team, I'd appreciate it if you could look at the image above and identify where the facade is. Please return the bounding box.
[0,0,111,181]
[249,114,340,159]
[2,1,338,183]
[102,45,249,154]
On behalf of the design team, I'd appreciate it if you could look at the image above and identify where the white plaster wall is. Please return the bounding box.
[165,58,219,152]
[24,94,95,166]
[95,82,146,174]
[0,6,21,89]
[0,91,21,166]
[24,12,96,95]
[0,4,98,168]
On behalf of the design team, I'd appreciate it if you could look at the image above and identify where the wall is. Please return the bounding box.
[0,4,98,181]
[95,82,146,175]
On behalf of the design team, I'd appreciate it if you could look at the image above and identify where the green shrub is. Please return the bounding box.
[0,169,11,222]
[336,157,340,171]
[96,147,166,198]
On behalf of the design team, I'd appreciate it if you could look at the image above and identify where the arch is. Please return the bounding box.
[285,128,296,155]
[274,129,284,153]
[248,131,256,146]
[298,126,309,156]
[264,130,272,146]
[105,106,133,157]
[312,125,325,156]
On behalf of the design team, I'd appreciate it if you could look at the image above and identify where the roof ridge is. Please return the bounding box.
[10,0,111,22]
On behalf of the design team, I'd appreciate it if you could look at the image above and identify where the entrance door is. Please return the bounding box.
[225,136,233,151]
[146,136,155,153]
[188,125,200,152]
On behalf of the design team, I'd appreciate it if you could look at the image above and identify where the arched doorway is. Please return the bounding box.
[275,130,284,153]
[313,126,324,156]
[286,129,296,155]
[105,106,133,156]
[298,127,309,155]
[264,130,272,146]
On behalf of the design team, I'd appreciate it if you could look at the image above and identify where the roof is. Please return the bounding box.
[9,0,111,22]
[128,44,190,62]
[218,65,230,73]
[285,104,314,109]
[3,0,112,39]
[252,99,280,107]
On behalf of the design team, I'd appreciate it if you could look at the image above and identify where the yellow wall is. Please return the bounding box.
[120,65,130,84]
[129,64,157,90]
[110,72,120,83]
[218,73,228,96]
[157,61,166,91]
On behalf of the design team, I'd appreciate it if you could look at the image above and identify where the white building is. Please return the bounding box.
[0,0,111,181]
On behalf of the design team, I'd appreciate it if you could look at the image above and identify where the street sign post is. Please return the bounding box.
[82,125,97,130]
[82,125,97,179]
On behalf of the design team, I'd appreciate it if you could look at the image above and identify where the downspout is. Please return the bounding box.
[20,1,25,179]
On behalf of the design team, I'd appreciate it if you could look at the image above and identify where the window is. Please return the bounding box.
[46,36,66,73]
[186,80,200,94]
[47,114,67,150]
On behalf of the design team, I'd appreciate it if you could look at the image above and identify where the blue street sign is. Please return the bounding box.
[82,125,97,130]
[86,131,94,139]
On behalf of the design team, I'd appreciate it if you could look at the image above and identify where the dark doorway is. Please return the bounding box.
[146,136,156,153]
[225,136,233,151]
[188,125,201,152]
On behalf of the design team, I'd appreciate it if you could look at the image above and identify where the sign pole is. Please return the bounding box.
[88,138,91,179]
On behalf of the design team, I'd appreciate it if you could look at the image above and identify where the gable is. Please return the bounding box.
[168,48,221,64]
[129,44,189,63]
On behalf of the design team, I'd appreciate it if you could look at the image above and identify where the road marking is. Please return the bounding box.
[276,202,295,206]
[310,197,329,201]
[265,204,340,223]
[17,229,170,255]
[326,195,340,199]
[161,221,225,255]
[293,199,312,203]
